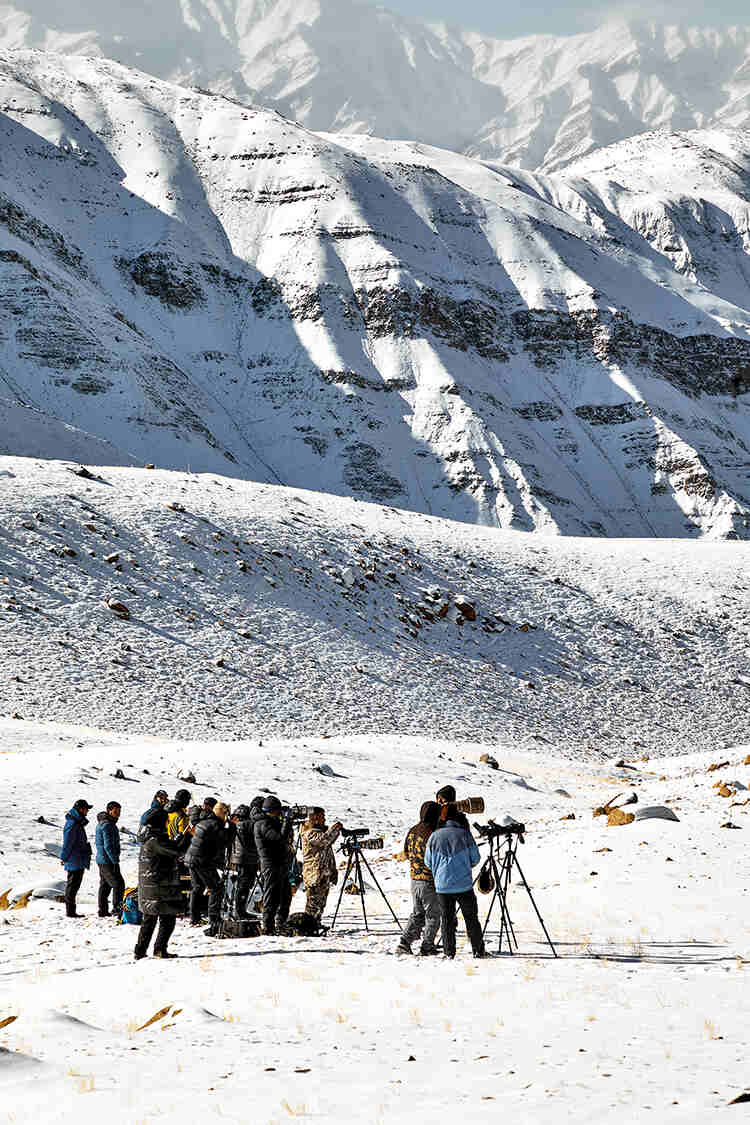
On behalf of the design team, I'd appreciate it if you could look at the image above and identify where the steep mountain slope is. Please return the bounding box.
[1,51,749,537]
[2,457,748,754]
[4,0,750,170]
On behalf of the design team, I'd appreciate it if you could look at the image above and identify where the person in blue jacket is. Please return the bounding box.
[424,803,486,959]
[139,790,169,829]
[95,801,124,918]
[60,798,93,917]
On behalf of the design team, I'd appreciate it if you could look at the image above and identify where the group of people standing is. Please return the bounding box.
[59,789,344,959]
[398,785,486,960]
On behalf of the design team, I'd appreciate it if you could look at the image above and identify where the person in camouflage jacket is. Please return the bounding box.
[397,801,441,955]
[300,809,342,920]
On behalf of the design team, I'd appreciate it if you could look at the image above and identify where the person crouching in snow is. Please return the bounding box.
[300,808,342,920]
[134,807,190,960]
[424,803,485,959]
[396,801,440,956]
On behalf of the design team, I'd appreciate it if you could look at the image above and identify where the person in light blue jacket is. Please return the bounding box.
[424,804,486,959]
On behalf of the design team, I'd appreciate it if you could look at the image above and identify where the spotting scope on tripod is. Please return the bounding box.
[474,820,557,957]
[330,827,402,934]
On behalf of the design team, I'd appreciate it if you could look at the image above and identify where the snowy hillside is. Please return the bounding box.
[4,1,750,170]
[1,457,749,755]
[1,52,750,537]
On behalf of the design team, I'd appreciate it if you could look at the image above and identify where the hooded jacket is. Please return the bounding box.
[138,831,185,916]
[185,811,227,869]
[254,812,293,870]
[230,806,258,867]
[139,793,166,827]
[95,811,121,866]
[61,808,92,872]
[424,818,480,894]
[300,820,340,886]
[404,801,440,882]
[165,797,190,840]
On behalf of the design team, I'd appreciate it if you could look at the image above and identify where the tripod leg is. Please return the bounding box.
[512,851,558,957]
[354,852,369,932]
[360,851,402,932]
[330,853,354,930]
[499,851,519,952]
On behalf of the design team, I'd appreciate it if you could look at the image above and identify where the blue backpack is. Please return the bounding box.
[120,888,142,925]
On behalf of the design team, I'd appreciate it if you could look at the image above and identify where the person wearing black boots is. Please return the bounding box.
[134,807,190,960]
[253,796,294,935]
[185,801,230,936]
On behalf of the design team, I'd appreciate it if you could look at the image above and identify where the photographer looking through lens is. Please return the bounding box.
[396,801,440,956]
[300,808,342,920]
[254,796,294,935]
[424,803,486,960]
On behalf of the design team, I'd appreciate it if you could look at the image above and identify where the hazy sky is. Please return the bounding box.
[383,0,749,38]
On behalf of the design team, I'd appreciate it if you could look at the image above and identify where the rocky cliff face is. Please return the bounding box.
[0,51,749,538]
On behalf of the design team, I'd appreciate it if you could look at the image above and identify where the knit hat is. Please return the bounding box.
[174,788,191,807]
[262,795,282,814]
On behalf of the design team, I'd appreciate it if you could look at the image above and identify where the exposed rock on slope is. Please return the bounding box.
[0,52,749,537]
[1,458,748,754]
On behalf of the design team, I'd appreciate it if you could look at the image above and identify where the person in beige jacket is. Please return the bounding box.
[300,808,342,920]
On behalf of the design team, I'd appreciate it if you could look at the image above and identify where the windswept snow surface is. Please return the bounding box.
[1,52,749,537]
[2,718,750,1122]
[1,457,749,755]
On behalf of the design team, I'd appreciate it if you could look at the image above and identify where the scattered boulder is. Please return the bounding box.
[341,567,356,588]
[106,599,130,620]
[634,806,680,823]
[721,822,742,829]
[607,808,635,827]
[479,753,499,770]
[560,812,576,821]
[104,553,120,564]
[453,596,477,622]
[166,502,185,512]
[179,771,197,783]
[708,760,730,772]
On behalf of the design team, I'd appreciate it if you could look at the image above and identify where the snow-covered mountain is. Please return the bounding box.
[1,50,749,537]
[4,1,750,171]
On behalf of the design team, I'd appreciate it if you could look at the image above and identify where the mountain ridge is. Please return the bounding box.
[4,2,750,170]
[1,49,749,538]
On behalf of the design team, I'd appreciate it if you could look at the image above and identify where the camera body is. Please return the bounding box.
[474,819,526,842]
[283,804,312,822]
[340,826,369,839]
[340,829,384,853]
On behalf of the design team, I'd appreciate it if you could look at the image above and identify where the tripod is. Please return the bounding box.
[330,840,402,933]
[476,830,557,956]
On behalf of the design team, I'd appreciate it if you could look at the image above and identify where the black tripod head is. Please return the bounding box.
[474,820,526,846]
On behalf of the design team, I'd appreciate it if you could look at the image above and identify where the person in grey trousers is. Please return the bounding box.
[396,801,441,955]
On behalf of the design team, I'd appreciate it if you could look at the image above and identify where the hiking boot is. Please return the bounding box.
[66,912,85,918]
[203,925,219,937]
[153,950,178,959]
[473,951,487,959]
[134,950,147,960]
[419,945,439,956]
[442,953,455,960]
[395,941,412,954]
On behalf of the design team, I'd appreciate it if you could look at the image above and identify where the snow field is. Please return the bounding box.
[2,720,750,1121]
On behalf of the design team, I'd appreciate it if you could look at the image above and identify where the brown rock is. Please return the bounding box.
[607,808,635,827]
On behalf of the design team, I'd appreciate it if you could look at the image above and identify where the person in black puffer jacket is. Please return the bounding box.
[184,801,229,936]
[228,804,259,920]
[253,796,294,935]
[134,807,190,960]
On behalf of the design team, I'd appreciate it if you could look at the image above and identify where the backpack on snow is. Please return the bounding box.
[120,888,142,925]
[280,912,327,937]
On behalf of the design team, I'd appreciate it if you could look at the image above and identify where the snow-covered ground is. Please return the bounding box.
[1,457,749,755]
[3,718,750,1122]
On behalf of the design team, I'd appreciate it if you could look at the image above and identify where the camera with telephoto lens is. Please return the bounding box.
[474,819,525,843]
[282,804,312,823]
[339,827,384,853]
[455,797,484,814]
